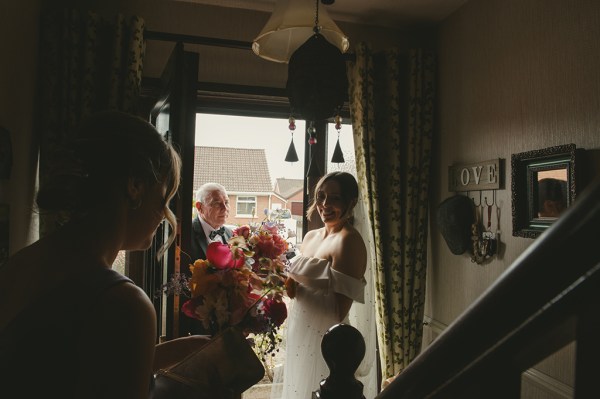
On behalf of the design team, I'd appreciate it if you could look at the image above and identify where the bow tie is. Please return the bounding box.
[209,227,226,240]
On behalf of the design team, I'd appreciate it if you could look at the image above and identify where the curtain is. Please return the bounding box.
[37,8,145,237]
[347,43,435,383]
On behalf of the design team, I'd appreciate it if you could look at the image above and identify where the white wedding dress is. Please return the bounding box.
[271,255,366,399]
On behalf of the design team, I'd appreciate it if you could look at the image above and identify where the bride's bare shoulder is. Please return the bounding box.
[303,228,322,240]
[341,225,366,247]
[301,228,323,247]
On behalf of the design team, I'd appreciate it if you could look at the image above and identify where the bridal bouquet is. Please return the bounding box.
[160,221,291,361]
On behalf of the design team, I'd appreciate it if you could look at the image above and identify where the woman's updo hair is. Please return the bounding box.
[37,110,182,253]
[306,171,360,222]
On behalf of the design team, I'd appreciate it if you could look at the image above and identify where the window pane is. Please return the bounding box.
[236,196,256,216]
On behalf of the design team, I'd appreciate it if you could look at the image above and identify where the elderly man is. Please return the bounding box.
[190,182,234,261]
[181,182,234,336]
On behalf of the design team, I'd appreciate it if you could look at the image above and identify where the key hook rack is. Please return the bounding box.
[448,158,505,265]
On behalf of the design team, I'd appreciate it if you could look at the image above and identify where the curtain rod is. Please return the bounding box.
[144,30,356,60]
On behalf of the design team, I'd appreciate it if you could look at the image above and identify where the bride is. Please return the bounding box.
[272,171,367,399]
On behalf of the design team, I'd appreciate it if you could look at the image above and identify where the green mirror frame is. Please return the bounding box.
[511,144,578,238]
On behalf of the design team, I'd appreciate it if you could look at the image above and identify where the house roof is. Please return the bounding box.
[193,146,273,193]
[274,178,304,199]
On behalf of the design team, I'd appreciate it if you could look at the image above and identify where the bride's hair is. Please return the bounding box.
[306,171,359,223]
[36,110,182,257]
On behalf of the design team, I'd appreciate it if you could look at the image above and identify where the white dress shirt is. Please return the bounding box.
[198,217,225,244]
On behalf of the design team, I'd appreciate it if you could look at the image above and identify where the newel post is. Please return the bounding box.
[312,323,366,399]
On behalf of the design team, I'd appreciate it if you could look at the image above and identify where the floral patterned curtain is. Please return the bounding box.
[37,8,145,236]
[347,43,435,381]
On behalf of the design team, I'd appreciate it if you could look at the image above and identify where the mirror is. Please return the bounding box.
[511,144,578,238]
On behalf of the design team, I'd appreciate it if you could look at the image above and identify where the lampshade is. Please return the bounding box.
[252,0,349,64]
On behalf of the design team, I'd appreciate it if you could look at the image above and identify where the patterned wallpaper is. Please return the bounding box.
[428,0,600,396]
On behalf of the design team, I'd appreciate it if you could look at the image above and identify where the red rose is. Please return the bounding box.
[263,297,287,327]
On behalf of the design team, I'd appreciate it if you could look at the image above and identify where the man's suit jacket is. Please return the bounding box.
[189,216,234,263]
[179,216,234,336]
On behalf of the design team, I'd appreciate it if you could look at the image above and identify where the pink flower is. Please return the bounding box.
[206,242,245,269]
[181,297,202,318]
[260,223,279,235]
[234,225,251,239]
[206,242,233,269]
[254,231,288,261]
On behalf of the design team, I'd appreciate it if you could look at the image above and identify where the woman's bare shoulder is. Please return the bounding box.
[78,280,157,398]
[81,279,156,359]
[341,225,366,252]
[93,280,155,320]
[331,226,367,278]
[303,228,322,241]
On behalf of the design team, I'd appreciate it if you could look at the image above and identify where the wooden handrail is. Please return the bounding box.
[375,176,600,398]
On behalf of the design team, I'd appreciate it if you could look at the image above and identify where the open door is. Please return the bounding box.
[145,41,198,341]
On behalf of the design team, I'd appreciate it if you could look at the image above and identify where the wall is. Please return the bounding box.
[428,0,600,396]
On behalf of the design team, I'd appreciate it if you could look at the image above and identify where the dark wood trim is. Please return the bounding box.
[141,78,351,120]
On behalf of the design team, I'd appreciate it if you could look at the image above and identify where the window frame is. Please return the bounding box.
[138,77,351,337]
[236,195,257,217]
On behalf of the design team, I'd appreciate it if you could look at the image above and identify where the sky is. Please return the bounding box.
[195,114,356,184]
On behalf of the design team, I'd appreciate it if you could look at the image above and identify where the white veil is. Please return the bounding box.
[348,195,379,398]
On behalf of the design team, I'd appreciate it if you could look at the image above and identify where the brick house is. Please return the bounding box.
[193,146,288,226]
[273,177,304,244]
[273,178,304,217]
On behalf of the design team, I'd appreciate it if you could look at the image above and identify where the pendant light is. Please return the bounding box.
[252,0,349,64]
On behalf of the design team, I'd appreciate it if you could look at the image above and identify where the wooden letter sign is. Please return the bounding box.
[448,159,504,192]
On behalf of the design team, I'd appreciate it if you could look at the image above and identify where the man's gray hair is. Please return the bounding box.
[195,182,227,204]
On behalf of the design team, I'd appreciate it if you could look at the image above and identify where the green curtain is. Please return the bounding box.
[37,8,145,236]
[347,43,435,381]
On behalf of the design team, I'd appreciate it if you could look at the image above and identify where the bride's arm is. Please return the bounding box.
[284,229,320,299]
[331,229,367,321]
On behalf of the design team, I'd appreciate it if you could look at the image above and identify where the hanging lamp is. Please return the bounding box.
[252,0,349,64]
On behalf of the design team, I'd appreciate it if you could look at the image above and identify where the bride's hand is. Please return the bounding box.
[284,277,297,299]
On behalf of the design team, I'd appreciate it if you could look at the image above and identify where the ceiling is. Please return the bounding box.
[174,0,469,29]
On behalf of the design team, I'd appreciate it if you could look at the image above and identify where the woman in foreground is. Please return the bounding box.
[273,171,367,399]
[0,111,209,398]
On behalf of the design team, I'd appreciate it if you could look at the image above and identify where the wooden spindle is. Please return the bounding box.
[312,323,366,399]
